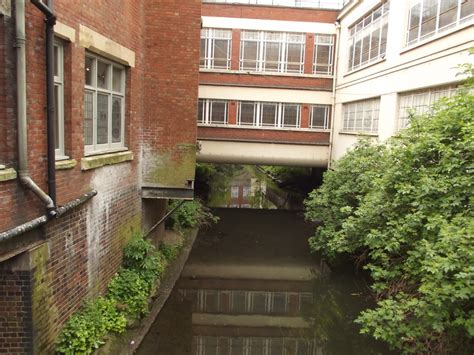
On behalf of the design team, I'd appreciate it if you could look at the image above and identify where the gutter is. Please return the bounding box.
[15,0,56,215]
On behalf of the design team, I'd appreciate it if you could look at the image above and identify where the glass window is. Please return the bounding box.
[240,30,305,73]
[238,101,257,125]
[84,54,126,153]
[407,0,474,46]
[282,104,300,128]
[53,41,65,158]
[398,85,458,130]
[200,28,232,69]
[198,99,229,125]
[237,101,302,129]
[310,105,330,129]
[342,98,380,133]
[313,34,334,75]
[347,2,390,72]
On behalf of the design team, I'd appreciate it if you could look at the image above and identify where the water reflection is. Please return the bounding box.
[138,209,391,355]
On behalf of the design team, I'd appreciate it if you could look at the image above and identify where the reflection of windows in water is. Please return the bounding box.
[231,186,239,198]
[229,203,239,208]
[231,290,247,313]
[241,204,251,208]
[271,292,288,314]
[193,336,319,355]
[299,293,313,313]
[198,290,221,313]
[250,291,269,313]
[242,186,252,197]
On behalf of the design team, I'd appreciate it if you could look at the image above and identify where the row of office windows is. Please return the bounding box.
[198,99,331,130]
[200,29,335,75]
[202,0,347,10]
[54,41,126,158]
[193,336,319,355]
[347,0,473,72]
[194,336,318,355]
[341,85,459,134]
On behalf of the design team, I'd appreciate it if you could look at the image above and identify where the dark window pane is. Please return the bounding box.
[242,41,258,70]
[97,61,109,89]
[213,39,229,68]
[97,93,108,144]
[239,102,256,125]
[261,103,277,126]
[112,97,121,143]
[84,91,94,145]
[282,105,299,128]
[198,99,204,123]
[85,57,93,86]
[54,85,59,149]
[210,101,227,124]
[264,42,280,71]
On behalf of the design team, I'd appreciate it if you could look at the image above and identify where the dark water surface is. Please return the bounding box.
[138,209,392,355]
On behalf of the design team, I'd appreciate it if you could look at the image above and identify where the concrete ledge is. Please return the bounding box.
[54,21,76,42]
[55,159,77,170]
[81,151,133,171]
[0,168,17,182]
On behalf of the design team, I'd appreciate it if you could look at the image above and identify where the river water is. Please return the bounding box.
[138,208,392,355]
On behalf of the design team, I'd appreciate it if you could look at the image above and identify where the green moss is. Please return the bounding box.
[30,243,59,354]
[81,151,133,171]
[143,144,196,187]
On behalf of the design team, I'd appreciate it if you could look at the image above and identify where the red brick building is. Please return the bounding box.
[0,0,199,353]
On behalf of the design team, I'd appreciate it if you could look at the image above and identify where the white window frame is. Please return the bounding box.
[310,105,331,130]
[54,40,66,159]
[237,101,301,129]
[198,99,229,125]
[347,2,390,72]
[406,0,474,46]
[84,54,126,154]
[200,28,232,70]
[313,34,334,75]
[397,85,458,130]
[240,30,306,74]
[342,98,380,133]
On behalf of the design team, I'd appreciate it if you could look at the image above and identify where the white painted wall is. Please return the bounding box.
[202,16,336,34]
[331,0,474,161]
[199,85,333,104]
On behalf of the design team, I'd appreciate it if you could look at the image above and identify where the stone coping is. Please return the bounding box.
[55,159,77,170]
[0,168,17,182]
[81,151,133,171]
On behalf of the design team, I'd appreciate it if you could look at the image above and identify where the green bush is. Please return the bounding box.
[305,81,474,353]
[166,199,218,230]
[56,297,126,354]
[56,235,170,354]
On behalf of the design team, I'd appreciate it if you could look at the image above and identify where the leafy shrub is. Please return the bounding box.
[166,199,218,230]
[305,82,474,353]
[107,269,151,316]
[159,241,181,262]
[56,297,126,354]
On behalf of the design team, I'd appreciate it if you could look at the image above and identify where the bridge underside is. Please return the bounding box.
[197,140,329,167]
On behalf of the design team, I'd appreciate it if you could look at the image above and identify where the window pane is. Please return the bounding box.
[239,102,256,125]
[251,292,267,313]
[264,42,280,71]
[198,99,204,123]
[97,93,109,144]
[112,97,122,143]
[343,98,379,133]
[84,91,94,145]
[85,57,94,86]
[112,67,123,92]
[282,105,299,128]
[213,39,229,68]
[230,338,245,355]
[311,106,329,129]
[461,0,474,20]
[231,291,247,312]
[54,85,59,149]
[420,0,438,38]
[242,41,258,70]
[261,103,277,126]
[210,101,227,124]
[97,61,110,89]
[408,3,421,43]
[200,38,207,67]
[272,293,287,314]
[54,45,59,77]
[287,43,303,73]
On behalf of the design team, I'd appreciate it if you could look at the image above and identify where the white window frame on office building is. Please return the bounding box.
[342,98,380,133]
[240,30,306,73]
[398,85,458,130]
[200,28,232,70]
[313,34,334,75]
[198,99,229,125]
[347,2,389,72]
[84,53,126,154]
[406,0,474,46]
[237,101,301,128]
[310,105,331,130]
[54,40,66,159]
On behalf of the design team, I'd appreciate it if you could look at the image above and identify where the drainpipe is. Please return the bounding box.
[16,0,56,215]
[31,0,57,207]
[328,20,341,168]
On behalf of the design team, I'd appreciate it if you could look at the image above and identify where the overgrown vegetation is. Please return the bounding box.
[56,235,180,354]
[166,199,218,230]
[305,71,474,353]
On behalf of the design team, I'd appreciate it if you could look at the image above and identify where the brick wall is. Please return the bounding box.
[0,0,201,353]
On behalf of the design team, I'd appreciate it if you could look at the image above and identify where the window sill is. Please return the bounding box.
[339,131,378,137]
[198,124,331,133]
[343,57,386,77]
[56,159,77,170]
[81,151,133,171]
[0,168,17,182]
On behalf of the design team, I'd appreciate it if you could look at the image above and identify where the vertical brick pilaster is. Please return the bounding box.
[228,100,237,125]
[231,29,241,71]
[304,33,315,75]
[301,104,310,128]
